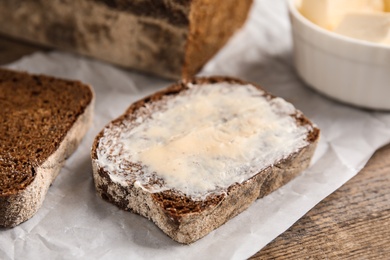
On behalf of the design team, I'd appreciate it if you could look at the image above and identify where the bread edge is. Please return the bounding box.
[0,86,95,228]
[91,76,320,244]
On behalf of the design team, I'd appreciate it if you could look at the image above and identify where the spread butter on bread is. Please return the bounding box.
[91,77,320,244]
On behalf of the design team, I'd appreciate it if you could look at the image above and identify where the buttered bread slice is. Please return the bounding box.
[91,77,319,244]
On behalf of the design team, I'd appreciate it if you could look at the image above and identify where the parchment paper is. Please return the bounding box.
[2,0,390,259]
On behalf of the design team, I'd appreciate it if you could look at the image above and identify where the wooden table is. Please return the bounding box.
[1,36,389,259]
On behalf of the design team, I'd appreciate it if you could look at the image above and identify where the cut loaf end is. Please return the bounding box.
[91,77,320,244]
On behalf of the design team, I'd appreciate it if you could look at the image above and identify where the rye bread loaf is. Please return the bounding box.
[0,68,94,227]
[91,77,320,244]
[0,0,253,79]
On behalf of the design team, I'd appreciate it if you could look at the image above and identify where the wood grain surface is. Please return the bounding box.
[251,144,390,259]
[1,35,389,259]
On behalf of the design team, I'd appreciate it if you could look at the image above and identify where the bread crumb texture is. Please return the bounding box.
[0,69,91,194]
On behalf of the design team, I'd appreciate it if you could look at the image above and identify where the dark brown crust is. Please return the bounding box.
[183,0,253,78]
[0,0,253,79]
[91,76,320,243]
[0,68,94,227]
[91,0,191,27]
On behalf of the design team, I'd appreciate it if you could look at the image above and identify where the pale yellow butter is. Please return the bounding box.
[299,0,390,45]
[334,12,390,44]
[96,83,311,200]
[300,0,384,30]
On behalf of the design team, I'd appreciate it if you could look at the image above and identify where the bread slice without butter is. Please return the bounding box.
[91,77,320,244]
[0,68,94,227]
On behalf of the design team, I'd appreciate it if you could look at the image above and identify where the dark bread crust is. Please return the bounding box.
[0,68,94,227]
[91,76,320,243]
[0,0,253,79]
[92,0,191,27]
[183,0,254,78]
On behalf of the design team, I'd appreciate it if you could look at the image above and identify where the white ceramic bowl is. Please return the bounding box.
[288,0,390,110]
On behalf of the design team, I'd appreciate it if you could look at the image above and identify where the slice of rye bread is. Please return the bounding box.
[0,0,253,79]
[91,77,320,244]
[0,68,94,227]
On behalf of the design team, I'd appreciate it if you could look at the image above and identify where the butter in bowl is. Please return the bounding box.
[289,0,390,110]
